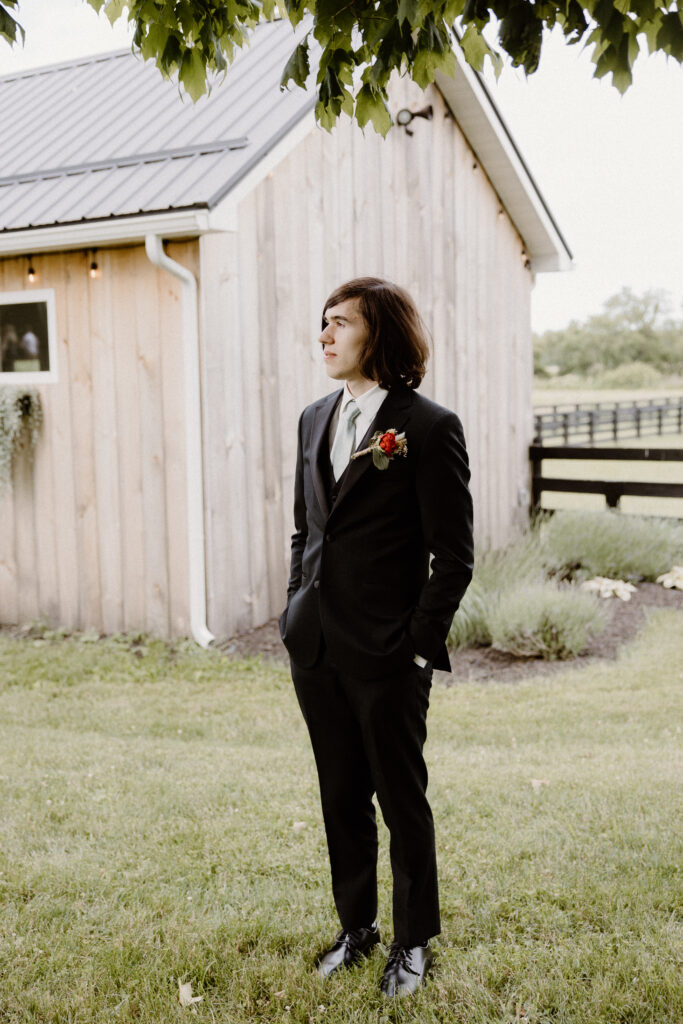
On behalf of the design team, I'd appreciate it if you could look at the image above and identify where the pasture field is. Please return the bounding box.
[1,616,682,1024]
[533,386,683,408]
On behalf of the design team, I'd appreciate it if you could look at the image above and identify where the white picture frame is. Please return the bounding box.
[0,289,58,384]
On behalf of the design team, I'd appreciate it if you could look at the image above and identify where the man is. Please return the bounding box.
[279,277,474,996]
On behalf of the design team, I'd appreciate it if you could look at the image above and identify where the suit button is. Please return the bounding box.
[313,580,320,589]
[325,534,333,542]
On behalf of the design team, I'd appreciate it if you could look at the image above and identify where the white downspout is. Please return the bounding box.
[145,233,215,648]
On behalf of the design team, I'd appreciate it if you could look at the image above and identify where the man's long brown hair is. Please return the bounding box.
[322,277,429,390]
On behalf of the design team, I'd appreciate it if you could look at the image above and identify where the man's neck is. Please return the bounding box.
[346,377,378,398]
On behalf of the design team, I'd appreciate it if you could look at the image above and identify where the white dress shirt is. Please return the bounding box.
[328,382,388,455]
[329,382,429,669]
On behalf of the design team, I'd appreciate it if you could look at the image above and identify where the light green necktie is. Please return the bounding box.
[331,399,361,481]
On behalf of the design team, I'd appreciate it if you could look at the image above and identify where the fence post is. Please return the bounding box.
[605,484,621,510]
[530,448,542,516]
[563,412,570,445]
[534,414,542,444]
[612,406,618,442]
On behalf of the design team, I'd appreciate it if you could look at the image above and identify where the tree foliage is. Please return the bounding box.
[3,1,683,134]
[534,288,683,378]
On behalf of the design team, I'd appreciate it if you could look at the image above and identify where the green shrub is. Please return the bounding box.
[473,529,548,592]
[488,583,607,660]
[539,509,683,582]
[448,533,548,652]
[593,362,664,389]
[449,579,491,651]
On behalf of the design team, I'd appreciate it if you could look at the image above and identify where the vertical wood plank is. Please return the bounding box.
[45,252,81,629]
[0,256,20,624]
[88,246,124,632]
[64,250,102,629]
[133,246,170,635]
[238,191,270,627]
[110,248,145,631]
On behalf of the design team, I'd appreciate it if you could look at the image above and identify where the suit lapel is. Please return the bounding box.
[330,387,414,518]
[310,389,342,520]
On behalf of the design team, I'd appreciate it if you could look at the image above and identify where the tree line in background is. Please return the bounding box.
[1,1,682,134]
[534,288,683,389]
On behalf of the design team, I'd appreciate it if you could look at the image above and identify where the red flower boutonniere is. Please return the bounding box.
[351,429,408,470]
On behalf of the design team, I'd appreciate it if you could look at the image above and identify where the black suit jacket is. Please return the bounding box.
[279,386,474,679]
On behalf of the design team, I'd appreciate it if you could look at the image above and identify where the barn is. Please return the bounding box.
[0,19,571,645]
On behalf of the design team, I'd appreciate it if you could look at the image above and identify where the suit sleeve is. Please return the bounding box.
[285,412,308,602]
[409,411,474,662]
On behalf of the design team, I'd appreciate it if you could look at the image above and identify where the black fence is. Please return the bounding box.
[534,395,683,446]
[530,445,683,513]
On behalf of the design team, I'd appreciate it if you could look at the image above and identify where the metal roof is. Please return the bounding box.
[0,18,314,233]
[0,20,570,270]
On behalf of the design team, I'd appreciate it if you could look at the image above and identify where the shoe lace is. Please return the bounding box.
[386,943,418,975]
[338,925,375,947]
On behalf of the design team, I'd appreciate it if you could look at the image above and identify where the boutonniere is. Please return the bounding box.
[351,429,408,470]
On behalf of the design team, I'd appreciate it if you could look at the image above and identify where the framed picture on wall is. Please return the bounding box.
[0,290,58,384]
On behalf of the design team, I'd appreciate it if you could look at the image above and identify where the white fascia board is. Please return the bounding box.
[0,210,212,256]
[435,55,573,274]
[208,108,317,231]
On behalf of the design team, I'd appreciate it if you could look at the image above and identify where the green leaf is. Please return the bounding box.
[372,449,390,470]
[280,38,311,89]
[355,82,392,136]
[397,0,420,27]
[179,47,208,102]
[656,11,683,57]
[460,22,494,72]
[104,0,127,26]
[0,4,24,46]
[139,22,171,62]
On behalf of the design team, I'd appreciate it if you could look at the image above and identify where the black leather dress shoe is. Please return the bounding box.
[380,942,433,996]
[315,923,380,977]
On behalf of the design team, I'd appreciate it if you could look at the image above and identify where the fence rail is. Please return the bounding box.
[533,395,683,446]
[529,445,683,513]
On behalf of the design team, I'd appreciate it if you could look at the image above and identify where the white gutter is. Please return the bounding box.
[0,210,214,257]
[144,233,215,649]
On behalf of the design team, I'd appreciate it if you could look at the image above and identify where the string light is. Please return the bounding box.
[89,249,99,279]
[27,255,36,282]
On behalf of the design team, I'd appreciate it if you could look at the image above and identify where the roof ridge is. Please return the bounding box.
[0,47,133,83]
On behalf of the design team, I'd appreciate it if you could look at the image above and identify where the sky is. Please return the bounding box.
[1,0,682,333]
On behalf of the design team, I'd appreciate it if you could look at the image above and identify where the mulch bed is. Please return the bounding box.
[218,582,683,684]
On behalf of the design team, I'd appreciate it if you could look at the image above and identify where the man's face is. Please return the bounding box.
[319,298,370,388]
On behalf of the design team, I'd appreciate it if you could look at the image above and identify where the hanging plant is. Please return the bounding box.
[0,386,43,492]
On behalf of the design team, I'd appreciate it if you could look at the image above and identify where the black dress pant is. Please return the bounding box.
[291,647,440,946]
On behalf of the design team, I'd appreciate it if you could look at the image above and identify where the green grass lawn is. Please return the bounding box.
[1,619,682,1024]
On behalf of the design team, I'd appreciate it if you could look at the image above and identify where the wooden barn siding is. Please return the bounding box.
[0,242,194,634]
[200,79,533,639]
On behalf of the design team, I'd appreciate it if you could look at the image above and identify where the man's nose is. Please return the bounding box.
[319,325,334,344]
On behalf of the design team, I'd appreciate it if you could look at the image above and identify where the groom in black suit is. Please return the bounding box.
[279,278,474,995]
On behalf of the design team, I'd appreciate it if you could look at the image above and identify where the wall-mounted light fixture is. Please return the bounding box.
[396,105,433,136]
[89,249,99,279]
[27,255,36,283]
